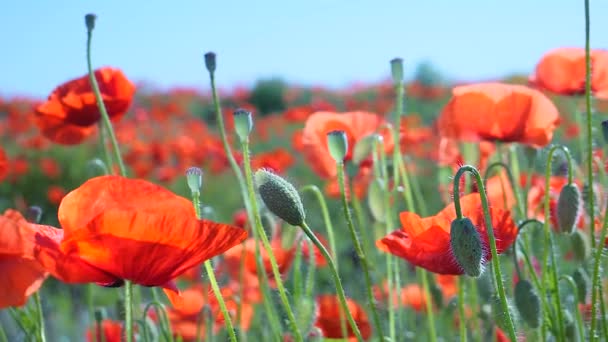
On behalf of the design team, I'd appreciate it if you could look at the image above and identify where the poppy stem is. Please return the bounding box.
[241,138,303,342]
[299,221,365,342]
[559,275,586,342]
[457,277,467,342]
[303,238,316,299]
[512,219,543,285]
[452,165,517,341]
[542,145,574,341]
[33,292,46,342]
[86,19,126,177]
[189,189,239,342]
[142,301,174,342]
[483,161,525,218]
[97,122,113,173]
[336,161,385,339]
[583,0,596,251]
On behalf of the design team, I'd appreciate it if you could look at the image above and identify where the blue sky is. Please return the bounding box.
[1,1,607,98]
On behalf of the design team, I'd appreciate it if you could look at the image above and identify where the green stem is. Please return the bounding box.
[583,0,596,250]
[0,325,7,342]
[452,165,517,341]
[97,123,113,173]
[303,238,316,299]
[142,301,173,342]
[33,293,46,342]
[512,219,543,285]
[590,171,608,341]
[457,277,467,342]
[336,161,385,339]
[299,222,364,342]
[483,161,525,218]
[420,270,437,342]
[241,138,302,342]
[559,276,585,342]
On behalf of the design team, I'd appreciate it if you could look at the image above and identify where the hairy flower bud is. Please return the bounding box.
[368,178,386,223]
[572,268,589,304]
[327,130,348,163]
[255,169,305,226]
[556,183,582,234]
[450,217,483,277]
[514,280,541,328]
[570,229,590,262]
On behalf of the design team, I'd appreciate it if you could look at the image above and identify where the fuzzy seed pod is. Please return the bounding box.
[570,229,591,262]
[450,217,483,277]
[255,169,305,226]
[556,183,582,234]
[326,130,348,163]
[514,280,541,328]
[572,268,590,304]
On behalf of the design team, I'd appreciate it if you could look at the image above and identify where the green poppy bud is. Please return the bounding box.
[390,58,404,83]
[556,183,582,234]
[326,130,348,163]
[450,217,483,277]
[514,280,541,328]
[204,52,216,73]
[572,268,589,304]
[352,134,378,166]
[570,229,590,262]
[368,178,386,223]
[234,109,253,141]
[255,169,305,226]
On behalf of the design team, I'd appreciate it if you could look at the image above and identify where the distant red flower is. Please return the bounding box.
[302,111,392,179]
[251,148,295,174]
[46,185,66,205]
[86,320,124,342]
[39,158,61,179]
[232,209,248,229]
[315,294,372,341]
[531,47,608,99]
[35,67,136,145]
[0,210,51,308]
[34,176,247,306]
[377,193,517,275]
[437,83,560,147]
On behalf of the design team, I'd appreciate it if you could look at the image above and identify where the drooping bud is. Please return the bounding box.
[85,13,96,32]
[556,183,582,234]
[326,130,348,163]
[572,268,590,304]
[25,206,43,224]
[601,120,608,144]
[570,229,590,262]
[255,169,305,226]
[368,178,386,223]
[86,158,109,177]
[204,52,216,73]
[233,109,253,141]
[450,217,483,277]
[514,280,541,328]
[390,58,404,83]
[352,134,378,166]
[185,167,203,194]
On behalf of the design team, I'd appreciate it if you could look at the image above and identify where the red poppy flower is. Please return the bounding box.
[377,193,517,275]
[35,67,136,145]
[34,176,247,305]
[302,111,392,179]
[86,320,124,342]
[0,210,53,308]
[251,148,295,174]
[531,47,608,99]
[437,83,560,147]
[0,147,8,182]
[400,283,427,312]
[315,294,372,341]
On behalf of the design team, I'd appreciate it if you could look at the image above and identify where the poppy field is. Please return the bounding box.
[2,4,608,342]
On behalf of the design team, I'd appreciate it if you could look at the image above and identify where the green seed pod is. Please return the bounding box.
[556,183,582,234]
[570,229,591,262]
[204,52,216,73]
[352,134,377,166]
[85,13,97,31]
[450,217,483,277]
[390,58,404,83]
[368,178,386,223]
[233,109,253,141]
[572,268,590,304]
[514,280,541,328]
[326,130,348,163]
[185,167,203,194]
[255,169,305,226]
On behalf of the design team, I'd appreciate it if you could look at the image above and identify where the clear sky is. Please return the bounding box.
[1,1,607,98]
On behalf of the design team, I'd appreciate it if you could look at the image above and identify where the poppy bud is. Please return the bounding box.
[185,167,203,194]
[368,178,386,223]
[390,58,404,83]
[352,134,378,166]
[556,183,582,234]
[233,109,253,141]
[255,169,305,226]
[94,307,107,322]
[429,282,444,310]
[85,13,96,32]
[514,280,541,328]
[491,294,517,332]
[476,271,494,302]
[563,309,576,341]
[86,158,109,177]
[570,229,590,262]
[204,52,216,73]
[327,130,348,163]
[572,268,589,304]
[25,206,43,224]
[450,217,483,277]
[601,120,608,145]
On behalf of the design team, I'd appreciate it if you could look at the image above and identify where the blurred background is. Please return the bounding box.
[2,0,608,97]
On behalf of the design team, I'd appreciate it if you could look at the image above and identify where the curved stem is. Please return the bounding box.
[299,222,364,342]
[336,161,385,339]
[452,165,517,341]
[142,301,173,342]
[512,219,542,283]
[559,275,585,342]
[299,185,338,266]
[457,277,467,342]
[483,161,525,218]
[241,138,302,342]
